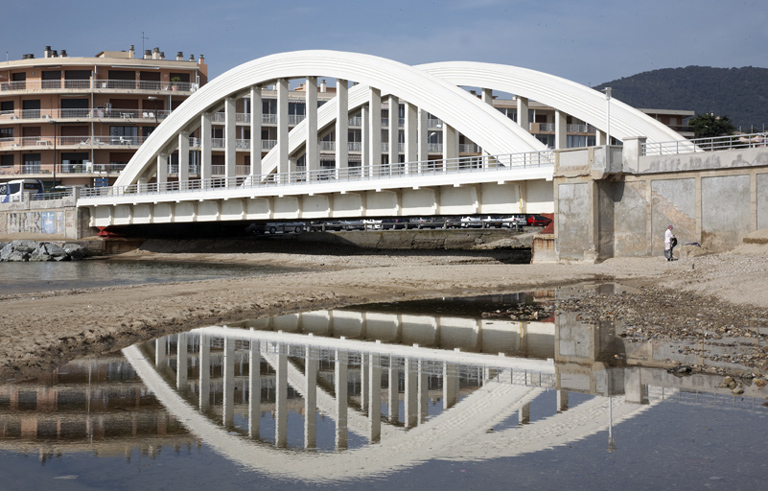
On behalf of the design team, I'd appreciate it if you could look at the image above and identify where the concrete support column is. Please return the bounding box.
[361,105,369,171]
[624,367,649,404]
[442,362,459,411]
[404,102,418,172]
[555,110,568,150]
[557,390,569,412]
[519,402,530,425]
[443,124,458,169]
[137,176,148,194]
[156,152,168,186]
[223,335,235,427]
[368,353,382,443]
[225,96,237,184]
[417,359,429,424]
[305,76,318,180]
[622,136,646,174]
[178,131,189,187]
[198,335,210,411]
[275,344,288,448]
[304,346,318,449]
[250,85,262,178]
[417,108,428,170]
[277,78,290,178]
[517,97,529,130]
[388,361,399,423]
[360,356,369,412]
[335,79,349,177]
[595,129,607,146]
[155,336,167,368]
[248,339,261,439]
[388,95,399,169]
[481,88,493,105]
[368,88,382,175]
[176,333,188,391]
[334,349,348,450]
[200,112,212,187]
[404,358,417,428]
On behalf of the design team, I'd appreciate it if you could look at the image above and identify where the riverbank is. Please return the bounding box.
[2,232,767,383]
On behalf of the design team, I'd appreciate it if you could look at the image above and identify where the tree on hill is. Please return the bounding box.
[688,113,736,138]
[594,66,768,131]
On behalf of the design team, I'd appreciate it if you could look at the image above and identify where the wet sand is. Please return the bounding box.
[2,234,768,382]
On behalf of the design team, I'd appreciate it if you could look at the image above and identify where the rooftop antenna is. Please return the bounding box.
[141,31,150,55]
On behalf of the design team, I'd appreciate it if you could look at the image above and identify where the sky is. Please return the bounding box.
[1,0,766,87]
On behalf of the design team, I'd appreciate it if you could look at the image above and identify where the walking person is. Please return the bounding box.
[664,225,677,261]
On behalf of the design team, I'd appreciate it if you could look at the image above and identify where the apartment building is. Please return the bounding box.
[0,45,207,189]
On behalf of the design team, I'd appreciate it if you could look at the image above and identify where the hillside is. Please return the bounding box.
[593,66,768,132]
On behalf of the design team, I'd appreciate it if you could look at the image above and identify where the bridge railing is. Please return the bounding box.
[79,151,554,200]
[643,131,768,156]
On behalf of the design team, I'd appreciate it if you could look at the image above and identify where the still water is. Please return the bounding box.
[1,293,766,490]
[0,259,302,295]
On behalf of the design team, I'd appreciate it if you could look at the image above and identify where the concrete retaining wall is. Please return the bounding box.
[0,198,92,239]
[554,144,768,261]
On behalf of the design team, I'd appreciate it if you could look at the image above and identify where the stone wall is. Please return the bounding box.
[0,197,91,239]
[554,144,768,261]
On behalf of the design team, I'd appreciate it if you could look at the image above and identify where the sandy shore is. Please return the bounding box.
[2,234,768,382]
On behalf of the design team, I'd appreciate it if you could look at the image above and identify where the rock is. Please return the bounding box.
[63,243,86,260]
[754,379,767,388]
[42,243,66,257]
[28,253,52,262]
[12,240,38,254]
[732,387,745,395]
[721,376,734,388]
[668,365,693,376]
[6,250,28,262]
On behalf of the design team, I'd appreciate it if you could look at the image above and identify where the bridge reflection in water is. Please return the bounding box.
[3,292,766,483]
[121,293,649,483]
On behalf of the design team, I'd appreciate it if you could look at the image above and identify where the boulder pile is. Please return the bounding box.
[0,240,88,262]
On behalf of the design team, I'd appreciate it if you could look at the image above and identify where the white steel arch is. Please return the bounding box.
[419,61,687,144]
[115,50,545,187]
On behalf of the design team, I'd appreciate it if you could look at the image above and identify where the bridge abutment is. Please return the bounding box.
[553,142,768,262]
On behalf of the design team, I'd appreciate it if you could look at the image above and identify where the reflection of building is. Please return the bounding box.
[0,46,207,188]
[0,356,193,462]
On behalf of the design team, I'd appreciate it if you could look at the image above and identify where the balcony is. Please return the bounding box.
[0,161,127,178]
[0,108,171,123]
[0,79,199,93]
[0,135,148,151]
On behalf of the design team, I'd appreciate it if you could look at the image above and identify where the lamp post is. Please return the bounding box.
[49,119,58,191]
[602,87,612,169]
[603,87,612,145]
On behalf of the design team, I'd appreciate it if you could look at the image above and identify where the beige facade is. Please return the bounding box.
[0,46,207,189]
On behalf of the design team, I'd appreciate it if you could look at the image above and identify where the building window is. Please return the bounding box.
[23,153,41,173]
[109,126,138,144]
[42,70,62,89]
[22,100,41,119]
[567,135,587,148]
[1,154,13,167]
[288,102,305,116]
[0,128,13,139]
[61,152,89,173]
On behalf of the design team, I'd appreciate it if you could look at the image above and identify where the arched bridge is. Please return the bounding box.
[77,51,686,229]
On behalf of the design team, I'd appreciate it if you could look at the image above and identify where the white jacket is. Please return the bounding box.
[664,228,676,249]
